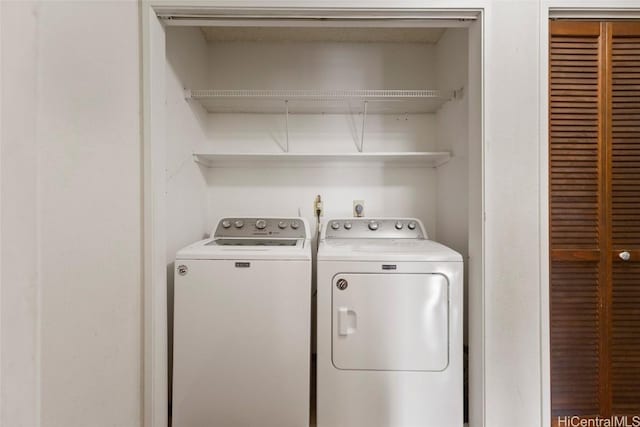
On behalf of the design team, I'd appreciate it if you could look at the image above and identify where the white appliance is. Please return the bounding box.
[316,218,463,427]
[172,217,312,427]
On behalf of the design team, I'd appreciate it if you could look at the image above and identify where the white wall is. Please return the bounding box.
[1,3,39,426]
[1,1,142,427]
[165,27,210,257]
[434,27,469,342]
[193,38,442,230]
[205,166,438,234]
[164,26,210,410]
[483,1,541,425]
[207,40,437,89]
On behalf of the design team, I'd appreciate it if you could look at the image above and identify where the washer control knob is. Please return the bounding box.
[395,221,403,230]
[222,220,232,228]
[408,221,417,230]
[278,221,288,229]
[290,221,300,229]
[234,220,244,228]
[368,221,379,231]
[255,219,267,230]
[344,222,352,230]
[331,222,341,230]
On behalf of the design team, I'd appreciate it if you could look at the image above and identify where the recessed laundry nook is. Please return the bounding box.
[144,7,484,427]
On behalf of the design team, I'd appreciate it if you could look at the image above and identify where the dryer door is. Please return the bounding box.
[332,273,448,371]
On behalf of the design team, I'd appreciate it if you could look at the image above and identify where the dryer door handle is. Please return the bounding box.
[338,307,357,336]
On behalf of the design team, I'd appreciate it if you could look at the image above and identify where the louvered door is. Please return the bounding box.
[550,22,604,419]
[550,21,640,421]
[609,22,640,415]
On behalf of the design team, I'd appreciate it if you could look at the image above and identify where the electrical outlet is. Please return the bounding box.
[353,200,365,217]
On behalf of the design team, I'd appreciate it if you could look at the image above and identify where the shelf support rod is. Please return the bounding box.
[360,100,368,153]
[285,100,289,153]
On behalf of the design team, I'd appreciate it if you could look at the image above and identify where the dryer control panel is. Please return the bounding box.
[325,218,426,239]
[213,217,307,239]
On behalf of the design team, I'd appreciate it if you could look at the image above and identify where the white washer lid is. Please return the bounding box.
[318,238,462,262]
[176,238,312,261]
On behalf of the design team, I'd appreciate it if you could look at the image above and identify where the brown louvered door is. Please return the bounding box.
[550,22,604,419]
[609,22,640,415]
[550,21,640,421]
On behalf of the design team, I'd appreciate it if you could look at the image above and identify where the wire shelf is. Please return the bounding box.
[193,152,452,168]
[187,88,457,114]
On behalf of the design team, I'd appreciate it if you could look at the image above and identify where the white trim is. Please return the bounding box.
[154,7,481,20]
[0,3,4,423]
[539,4,550,427]
[550,8,640,19]
[162,18,474,27]
[156,7,480,28]
[142,3,168,427]
[467,15,486,427]
[34,2,42,425]
[539,4,640,427]
[141,4,487,427]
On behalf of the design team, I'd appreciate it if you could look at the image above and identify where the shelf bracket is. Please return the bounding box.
[192,153,211,168]
[452,87,464,100]
[359,100,368,153]
[284,100,290,153]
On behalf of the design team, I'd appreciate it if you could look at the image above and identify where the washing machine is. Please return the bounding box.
[172,217,311,427]
[316,218,463,427]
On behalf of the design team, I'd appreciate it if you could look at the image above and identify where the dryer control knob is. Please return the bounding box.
[344,222,352,230]
[234,220,244,228]
[368,221,379,231]
[331,222,341,230]
[290,221,300,229]
[408,221,417,230]
[395,221,403,230]
[278,221,288,229]
[255,219,267,230]
[222,220,232,228]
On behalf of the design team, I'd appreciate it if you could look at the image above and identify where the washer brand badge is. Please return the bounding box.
[382,264,397,270]
[235,262,251,268]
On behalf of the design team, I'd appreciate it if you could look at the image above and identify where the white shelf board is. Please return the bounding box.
[193,152,452,168]
[187,89,454,114]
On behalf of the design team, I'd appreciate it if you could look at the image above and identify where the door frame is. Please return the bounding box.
[141,2,486,427]
[539,2,640,426]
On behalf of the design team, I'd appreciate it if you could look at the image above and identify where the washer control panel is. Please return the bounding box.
[325,218,425,239]
[214,217,306,239]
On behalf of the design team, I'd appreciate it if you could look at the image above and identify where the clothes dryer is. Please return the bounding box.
[316,218,463,427]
